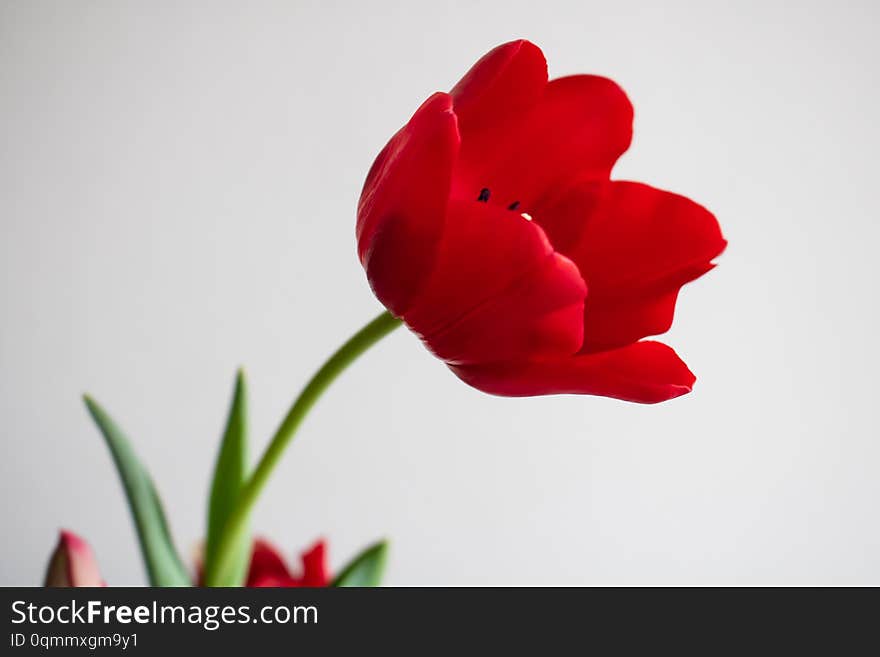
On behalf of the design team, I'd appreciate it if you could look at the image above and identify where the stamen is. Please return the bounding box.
[477,188,490,202]
[508,201,520,211]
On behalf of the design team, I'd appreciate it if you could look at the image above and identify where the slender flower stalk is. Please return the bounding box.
[204,310,401,586]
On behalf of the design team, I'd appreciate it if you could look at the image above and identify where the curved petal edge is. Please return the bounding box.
[449,341,696,404]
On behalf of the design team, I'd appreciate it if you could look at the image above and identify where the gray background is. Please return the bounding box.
[2,0,878,585]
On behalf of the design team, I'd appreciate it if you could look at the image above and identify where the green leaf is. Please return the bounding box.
[332,540,389,587]
[204,369,250,586]
[83,395,190,586]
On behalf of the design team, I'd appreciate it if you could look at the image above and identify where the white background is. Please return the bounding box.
[2,0,878,585]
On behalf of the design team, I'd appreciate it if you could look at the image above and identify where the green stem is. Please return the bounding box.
[204,310,402,586]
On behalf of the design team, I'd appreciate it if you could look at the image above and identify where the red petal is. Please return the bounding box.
[44,530,106,587]
[450,341,696,403]
[422,252,586,365]
[456,75,633,208]
[357,92,460,315]
[298,540,330,587]
[249,574,301,587]
[404,200,559,338]
[536,181,726,352]
[450,40,547,195]
[246,538,291,587]
[450,40,547,125]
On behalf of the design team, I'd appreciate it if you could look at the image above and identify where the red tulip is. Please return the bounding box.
[44,530,105,587]
[357,40,726,403]
[245,538,329,587]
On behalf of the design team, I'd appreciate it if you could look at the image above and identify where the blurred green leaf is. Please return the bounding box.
[204,369,250,586]
[83,395,190,586]
[332,540,388,587]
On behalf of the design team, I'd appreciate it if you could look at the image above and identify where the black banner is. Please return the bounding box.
[1,587,875,652]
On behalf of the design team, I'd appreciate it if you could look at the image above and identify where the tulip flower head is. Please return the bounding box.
[357,40,726,403]
[44,530,105,587]
[245,538,329,587]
